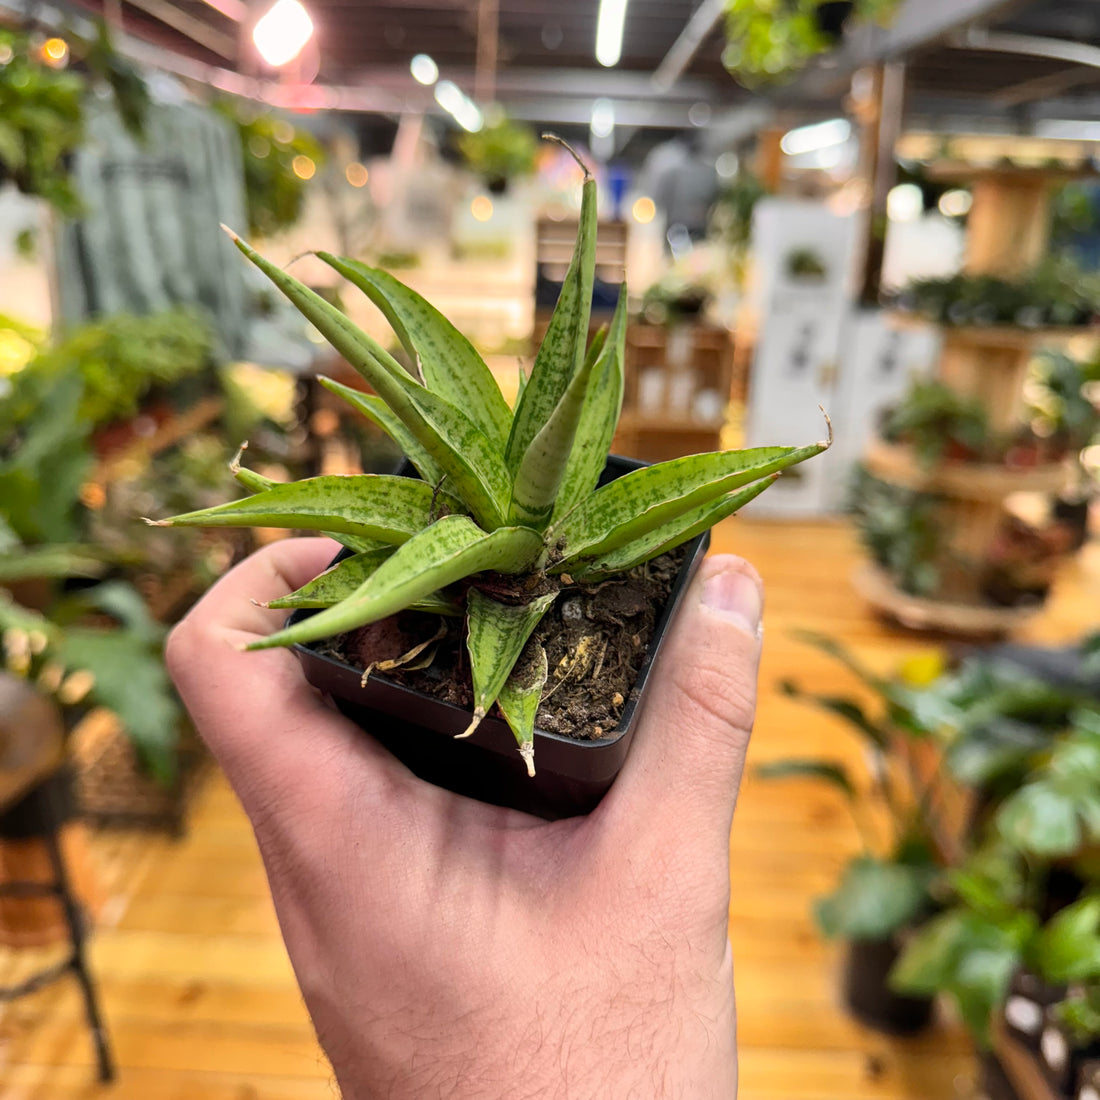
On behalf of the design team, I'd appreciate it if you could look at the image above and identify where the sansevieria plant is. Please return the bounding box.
[149,141,829,777]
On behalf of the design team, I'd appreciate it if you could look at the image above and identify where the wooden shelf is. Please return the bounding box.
[886,313,1095,349]
[864,440,1068,499]
[852,564,1040,637]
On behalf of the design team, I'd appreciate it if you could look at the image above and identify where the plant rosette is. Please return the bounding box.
[148,141,829,818]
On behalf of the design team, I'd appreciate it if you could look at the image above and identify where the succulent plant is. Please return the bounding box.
[149,143,829,775]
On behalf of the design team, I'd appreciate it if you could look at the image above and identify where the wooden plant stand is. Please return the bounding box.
[857,165,1094,636]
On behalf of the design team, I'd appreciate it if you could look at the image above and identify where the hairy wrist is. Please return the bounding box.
[324,947,737,1100]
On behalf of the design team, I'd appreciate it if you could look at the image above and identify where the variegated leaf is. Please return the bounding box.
[316,254,511,450]
[319,377,445,485]
[504,175,596,473]
[247,516,543,651]
[569,475,778,581]
[498,644,549,777]
[462,590,557,739]
[509,288,624,527]
[549,292,626,524]
[147,475,458,545]
[550,439,829,568]
[225,229,509,529]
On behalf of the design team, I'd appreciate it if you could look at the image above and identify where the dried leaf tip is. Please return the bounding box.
[220,223,240,242]
[818,406,834,448]
[229,440,249,475]
[142,517,169,527]
[541,133,592,181]
[520,745,536,778]
[456,706,486,740]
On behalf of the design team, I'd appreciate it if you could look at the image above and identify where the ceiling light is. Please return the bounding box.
[471,196,494,222]
[434,80,483,132]
[410,53,438,85]
[596,0,629,67]
[715,152,738,178]
[253,0,314,68]
[590,99,615,139]
[292,154,316,180]
[780,118,850,156]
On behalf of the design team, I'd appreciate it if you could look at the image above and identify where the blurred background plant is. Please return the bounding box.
[456,110,538,193]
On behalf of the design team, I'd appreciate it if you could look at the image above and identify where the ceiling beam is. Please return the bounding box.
[122,0,237,60]
[776,0,1030,100]
[992,65,1100,108]
[650,0,724,93]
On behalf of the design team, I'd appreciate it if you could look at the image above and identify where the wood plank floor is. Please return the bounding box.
[2,518,1097,1099]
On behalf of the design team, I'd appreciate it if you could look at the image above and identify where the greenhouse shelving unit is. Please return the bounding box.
[854,163,1096,635]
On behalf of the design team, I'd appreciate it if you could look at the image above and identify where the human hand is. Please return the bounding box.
[167,537,763,1100]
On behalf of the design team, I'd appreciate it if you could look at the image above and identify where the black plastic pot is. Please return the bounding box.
[815,0,854,39]
[1003,969,1066,1054]
[1038,1010,1100,1098]
[0,767,77,841]
[291,455,710,820]
[841,937,935,1036]
[1054,494,1092,553]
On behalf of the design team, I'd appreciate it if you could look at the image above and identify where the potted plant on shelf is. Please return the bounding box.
[456,112,538,195]
[880,379,991,467]
[148,142,830,819]
[756,632,941,1034]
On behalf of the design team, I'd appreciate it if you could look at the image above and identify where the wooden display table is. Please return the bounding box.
[612,322,733,463]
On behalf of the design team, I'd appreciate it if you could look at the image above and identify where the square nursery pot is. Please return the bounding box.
[841,935,935,1036]
[290,455,710,820]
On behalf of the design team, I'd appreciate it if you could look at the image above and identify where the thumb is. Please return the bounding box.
[607,554,763,842]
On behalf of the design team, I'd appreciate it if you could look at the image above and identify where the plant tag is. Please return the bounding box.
[1004,996,1043,1035]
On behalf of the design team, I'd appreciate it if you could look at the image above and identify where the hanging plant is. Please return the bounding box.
[722,0,902,86]
[0,28,85,215]
[215,98,327,239]
[456,112,538,194]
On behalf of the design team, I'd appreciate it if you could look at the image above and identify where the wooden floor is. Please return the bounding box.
[2,517,1098,1099]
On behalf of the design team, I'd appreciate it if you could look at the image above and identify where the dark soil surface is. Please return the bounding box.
[323,546,687,741]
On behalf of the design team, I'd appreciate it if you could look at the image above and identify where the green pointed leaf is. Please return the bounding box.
[248,516,543,651]
[230,444,279,494]
[463,590,557,739]
[148,475,460,545]
[266,548,395,608]
[228,447,379,554]
[0,545,110,582]
[510,289,624,527]
[498,644,549,777]
[778,682,890,750]
[226,231,509,529]
[814,857,930,940]
[755,759,857,799]
[570,475,776,581]
[316,253,511,450]
[319,377,445,485]
[549,308,623,526]
[552,440,829,568]
[505,176,596,473]
[267,546,460,615]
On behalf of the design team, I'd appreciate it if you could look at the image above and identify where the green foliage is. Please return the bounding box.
[785,247,828,281]
[15,308,213,425]
[881,379,990,467]
[1028,349,1100,454]
[722,0,902,86]
[759,633,941,940]
[816,857,934,940]
[456,113,538,187]
[78,20,150,140]
[215,99,326,239]
[894,258,1100,328]
[0,28,85,215]
[995,710,1100,857]
[850,467,941,596]
[0,579,181,782]
[155,147,828,773]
